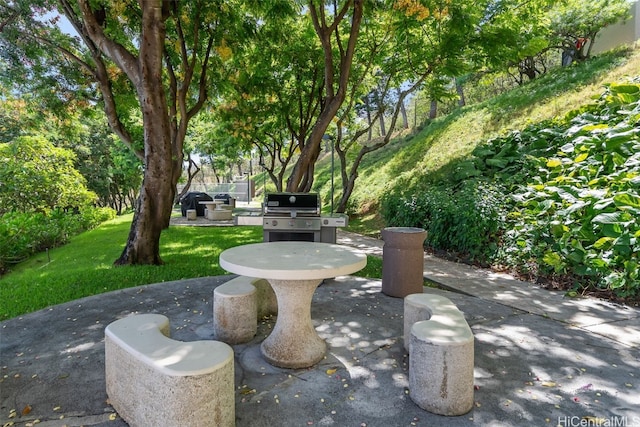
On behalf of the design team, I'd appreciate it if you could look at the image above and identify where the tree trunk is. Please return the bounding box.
[365,96,373,141]
[455,78,466,107]
[519,56,537,81]
[398,88,408,129]
[399,100,408,129]
[116,126,173,265]
[174,154,201,204]
[378,111,386,137]
[335,77,426,213]
[115,1,172,265]
[285,0,363,192]
[429,99,437,119]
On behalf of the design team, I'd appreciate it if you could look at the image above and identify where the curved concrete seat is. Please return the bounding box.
[404,293,474,416]
[105,313,234,427]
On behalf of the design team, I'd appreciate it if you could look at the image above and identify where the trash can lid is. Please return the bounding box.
[383,227,425,233]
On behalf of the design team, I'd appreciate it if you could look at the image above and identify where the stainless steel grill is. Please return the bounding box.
[263,193,322,242]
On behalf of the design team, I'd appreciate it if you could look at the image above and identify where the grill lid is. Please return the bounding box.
[264,192,320,216]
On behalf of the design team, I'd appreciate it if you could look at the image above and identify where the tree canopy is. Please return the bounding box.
[1,0,634,264]
[549,0,632,60]
[0,135,96,214]
[2,0,257,265]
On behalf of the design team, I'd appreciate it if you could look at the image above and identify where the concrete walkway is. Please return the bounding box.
[1,230,639,426]
[338,230,640,349]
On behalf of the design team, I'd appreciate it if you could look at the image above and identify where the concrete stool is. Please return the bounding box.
[220,276,278,318]
[186,209,197,220]
[214,280,258,344]
[105,313,234,427]
[404,293,474,416]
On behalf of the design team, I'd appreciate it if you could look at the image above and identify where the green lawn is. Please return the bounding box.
[0,214,382,320]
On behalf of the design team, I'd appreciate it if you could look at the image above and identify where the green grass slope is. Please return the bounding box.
[315,46,640,234]
[317,46,640,302]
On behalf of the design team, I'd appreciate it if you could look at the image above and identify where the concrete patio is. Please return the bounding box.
[1,230,639,426]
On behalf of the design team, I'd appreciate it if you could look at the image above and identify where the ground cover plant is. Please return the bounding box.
[0,214,382,320]
[382,80,640,302]
[495,81,640,300]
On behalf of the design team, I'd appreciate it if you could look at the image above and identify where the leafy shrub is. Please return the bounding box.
[381,179,507,264]
[0,207,115,275]
[382,80,640,300]
[472,80,640,298]
[0,136,97,214]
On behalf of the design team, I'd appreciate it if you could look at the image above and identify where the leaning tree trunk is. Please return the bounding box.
[398,88,409,129]
[285,0,363,192]
[455,77,466,107]
[116,96,174,265]
[365,97,373,141]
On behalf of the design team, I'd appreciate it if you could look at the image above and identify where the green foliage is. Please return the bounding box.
[0,135,97,214]
[472,0,554,68]
[381,78,640,299]
[0,207,115,275]
[77,130,142,214]
[1,87,142,214]
[381,179,507,263]
[549,0,631,55]
[460,80,640,298]
[0,96,27,142]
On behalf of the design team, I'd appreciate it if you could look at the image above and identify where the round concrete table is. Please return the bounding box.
[199,200,222,211]
[219,241,367,368]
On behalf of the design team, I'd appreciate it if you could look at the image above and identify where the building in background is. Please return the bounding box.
[592,1,640,54]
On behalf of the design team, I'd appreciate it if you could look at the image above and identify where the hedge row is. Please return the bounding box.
[0,207,116,275]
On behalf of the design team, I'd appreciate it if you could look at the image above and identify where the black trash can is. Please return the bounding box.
[381,227,427,298]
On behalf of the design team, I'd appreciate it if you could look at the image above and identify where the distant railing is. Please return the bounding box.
[177,181,254,202]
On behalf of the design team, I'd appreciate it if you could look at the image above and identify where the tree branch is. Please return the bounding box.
[76,0,141,87]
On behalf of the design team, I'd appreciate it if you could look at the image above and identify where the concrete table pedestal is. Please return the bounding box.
[219,241,366,369]
[260,278,326,368]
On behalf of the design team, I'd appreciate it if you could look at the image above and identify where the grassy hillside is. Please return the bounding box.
[313,46,640,236]
[313,46,640,302]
